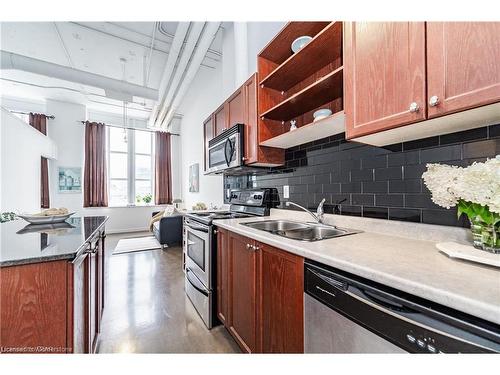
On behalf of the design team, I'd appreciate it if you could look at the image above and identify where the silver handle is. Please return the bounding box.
[213,229,218,234]
[409,102,419,112]
[187,240,196,246]
[246,243,251,249]
[429,95,439,107]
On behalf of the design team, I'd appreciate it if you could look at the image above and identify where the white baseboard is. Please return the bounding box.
[107,227,150,235]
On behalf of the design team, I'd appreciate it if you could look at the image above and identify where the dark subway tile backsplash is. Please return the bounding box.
[224,124,500,227]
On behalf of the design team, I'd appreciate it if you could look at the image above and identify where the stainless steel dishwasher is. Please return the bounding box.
[304,260,500,353]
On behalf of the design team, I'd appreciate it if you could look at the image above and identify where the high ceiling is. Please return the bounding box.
[0,22,223,118]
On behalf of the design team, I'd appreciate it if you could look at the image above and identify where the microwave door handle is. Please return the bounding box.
[224,138,232,167]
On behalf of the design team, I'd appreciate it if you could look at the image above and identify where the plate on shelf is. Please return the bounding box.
[18,212,76,225]
[291,36,312,53]
[436,242,500,268]
[313,109,333,122]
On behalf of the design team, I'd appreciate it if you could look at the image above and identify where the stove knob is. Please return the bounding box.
[417,339,426,349]
[427,344,437,353]
[406,334,416,344]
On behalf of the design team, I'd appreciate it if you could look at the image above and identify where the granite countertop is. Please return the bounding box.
[0,216,108,267]
[214,210,500,325]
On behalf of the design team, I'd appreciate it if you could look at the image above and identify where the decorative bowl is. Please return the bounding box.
[17,212,75,225]
[313,109,333,122]
[291,36,313,53]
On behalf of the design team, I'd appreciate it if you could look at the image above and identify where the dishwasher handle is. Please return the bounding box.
[350,285,416,314]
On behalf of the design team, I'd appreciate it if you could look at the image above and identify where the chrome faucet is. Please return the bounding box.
[285,198,326,224]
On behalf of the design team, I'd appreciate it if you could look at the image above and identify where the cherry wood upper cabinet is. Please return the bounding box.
[216,228,229,326]
[213,104,227,137]
[227,86,245,130]
[344,22,426,139]
[243,74,258,164]
[259,242,304,353]
[228,231,259,353]
[426,22,500,118]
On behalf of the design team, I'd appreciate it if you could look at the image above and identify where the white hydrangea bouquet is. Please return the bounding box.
[422,156,500,253]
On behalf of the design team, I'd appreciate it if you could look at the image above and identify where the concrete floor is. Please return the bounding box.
[97,232,240,353]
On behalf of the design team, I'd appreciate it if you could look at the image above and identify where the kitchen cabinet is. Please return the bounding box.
[227,86,245,130]
[214,104,227,137]
[216,228,229,326]
[243,74,258,164]
[202,74,284,173]
[227,231,259,353]
[0,227,106,354]
[345,21,500,143]
[426,22,500,118]
[216,228,304,353]
[259,242,304,353]
[344,22,426,138]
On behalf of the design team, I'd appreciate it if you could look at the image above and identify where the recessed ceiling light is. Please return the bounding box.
[129,50,136,56]
[72,33,81,40]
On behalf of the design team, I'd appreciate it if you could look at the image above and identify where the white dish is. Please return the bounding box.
[313,109,333,122]
[291,36,312,53]
[18,212,76,225]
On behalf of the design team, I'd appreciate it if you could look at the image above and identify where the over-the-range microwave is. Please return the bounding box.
[206,123,244,174]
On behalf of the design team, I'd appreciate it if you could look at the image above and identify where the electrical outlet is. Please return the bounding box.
[283,185,290,199]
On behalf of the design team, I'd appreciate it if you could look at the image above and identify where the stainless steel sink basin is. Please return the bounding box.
[241,220,360,241]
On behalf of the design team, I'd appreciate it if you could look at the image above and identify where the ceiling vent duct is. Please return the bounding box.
[1,51,159,101]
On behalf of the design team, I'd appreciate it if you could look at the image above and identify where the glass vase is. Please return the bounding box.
[481,224,500,254]
[470,218,484,250]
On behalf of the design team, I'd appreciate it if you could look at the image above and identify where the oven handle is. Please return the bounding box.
[185,222,209,233]
[186,268,209,297]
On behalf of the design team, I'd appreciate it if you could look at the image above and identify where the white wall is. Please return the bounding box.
[0,107,57,213]
[177,22,286,209]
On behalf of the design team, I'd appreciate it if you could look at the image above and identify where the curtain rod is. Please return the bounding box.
[10,110,55,119]
[78,121,180,136]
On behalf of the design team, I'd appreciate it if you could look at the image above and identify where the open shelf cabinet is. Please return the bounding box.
[257,21,345,149]
[260,22,342,92]
[260,111,345,149]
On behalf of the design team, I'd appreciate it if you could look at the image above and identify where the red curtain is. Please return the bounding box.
[84,122,108,207]
[29,113,50,208]
[29,113,47,135]
[155,132,172,205]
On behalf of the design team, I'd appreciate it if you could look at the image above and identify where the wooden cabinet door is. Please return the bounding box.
[259,243,304,353]
[0,261,68,353]
[427,22,500,118]
[214,104,227,137]
[243,73,258,164]
[227,87,245,130]
[203,115,214,172]
[216,228,229,326]
[344,22,426,139]
[228,232,259,353]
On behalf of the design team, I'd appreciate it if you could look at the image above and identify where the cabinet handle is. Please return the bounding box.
[429,95,439,107]
[246,243,251,249]
[409,102,419,113]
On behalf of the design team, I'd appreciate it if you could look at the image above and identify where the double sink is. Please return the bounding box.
[241,220,360,242]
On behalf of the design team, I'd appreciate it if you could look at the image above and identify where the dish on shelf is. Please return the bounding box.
[313,109,333,122]
[291,36,312,53]
[18,212,75,225]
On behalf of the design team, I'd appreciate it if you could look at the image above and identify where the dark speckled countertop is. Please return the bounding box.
[0,216,108,267]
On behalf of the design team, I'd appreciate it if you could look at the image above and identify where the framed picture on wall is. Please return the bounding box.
[58,167,82,193]
[189,163,199,192]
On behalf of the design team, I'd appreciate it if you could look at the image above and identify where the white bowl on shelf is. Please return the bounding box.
[313,109,333,122]
[291,36,313,53]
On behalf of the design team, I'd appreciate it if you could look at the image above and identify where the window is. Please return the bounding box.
[107,127,154,206]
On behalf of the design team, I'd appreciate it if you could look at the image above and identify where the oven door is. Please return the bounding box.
[184,218,211,288]
[207,133,241,173]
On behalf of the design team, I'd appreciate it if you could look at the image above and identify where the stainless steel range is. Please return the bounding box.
[183,188,279,329]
